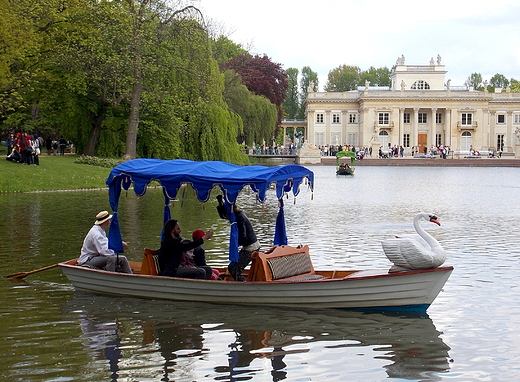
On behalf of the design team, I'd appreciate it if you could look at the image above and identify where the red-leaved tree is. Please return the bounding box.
[221,54,288,127]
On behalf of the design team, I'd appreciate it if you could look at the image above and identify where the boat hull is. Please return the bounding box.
[59,261,452,312]
[336,168,355,175]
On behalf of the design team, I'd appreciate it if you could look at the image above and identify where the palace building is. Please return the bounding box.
[303,55,520,156]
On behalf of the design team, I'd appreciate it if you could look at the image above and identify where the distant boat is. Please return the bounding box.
[336,150,356,175]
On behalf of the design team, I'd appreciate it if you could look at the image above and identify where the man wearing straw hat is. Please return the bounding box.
[78,211,133,273]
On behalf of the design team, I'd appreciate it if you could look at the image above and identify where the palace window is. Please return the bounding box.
[436,134,442,146]
[348,133,356,146]
[315,132,324,146]
[411,80,431,90]
[403,113,410,123]
[378,112,390,125]
[331,133,341,145]
[418,113,427,124]
[497,114,505,124]
[332,113,340,124]
[349,113,357,123]
[436,113,442,124]
[514,114,520,124]
[461,113,473,125]
[316,113,324,123]
[403,134,410,147]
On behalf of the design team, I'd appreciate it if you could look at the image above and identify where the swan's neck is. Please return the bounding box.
[414,215,440,248]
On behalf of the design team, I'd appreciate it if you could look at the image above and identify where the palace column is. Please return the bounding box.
[430,107,437,148]
[506,111,514,153]
[489,111,497,150]
[325,110,331,145]
[399,107,405,147]
[412,108,419,147]
[342,110,348,145]
[444,108,451,148]
[483,108,493,150]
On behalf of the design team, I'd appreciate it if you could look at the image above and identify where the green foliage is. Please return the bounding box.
[282,68,299,119]
[325,65,361,92]
[221,54,288,130]
[221,70,277,147]
[466,73,483,89]
[510,80,520,93]
[490,73,509,89]
[74,155,124,168]
[211,35,247,63]
[360,66,390,87]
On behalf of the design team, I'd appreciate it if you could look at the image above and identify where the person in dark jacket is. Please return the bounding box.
[192,229,220,280]
[216,195,260,281]
[158,219,213,279]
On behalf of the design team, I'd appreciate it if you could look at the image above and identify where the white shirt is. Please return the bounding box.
[78,225,115,264]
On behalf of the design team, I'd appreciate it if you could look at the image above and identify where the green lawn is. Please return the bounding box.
[1,153,111,192]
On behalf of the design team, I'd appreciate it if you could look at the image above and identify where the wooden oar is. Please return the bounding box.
[5,263,60,280]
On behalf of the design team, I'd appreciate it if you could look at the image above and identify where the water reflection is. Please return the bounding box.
[65,293,451,381]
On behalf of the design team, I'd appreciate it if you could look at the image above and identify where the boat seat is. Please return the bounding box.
[141,248,161,275]
[247,245,324,282]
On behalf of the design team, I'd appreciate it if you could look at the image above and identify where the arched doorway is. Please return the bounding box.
[461,131,472,151]
[379,130,389,150]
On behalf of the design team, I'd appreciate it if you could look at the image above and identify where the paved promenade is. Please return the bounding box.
[320,156,520,167]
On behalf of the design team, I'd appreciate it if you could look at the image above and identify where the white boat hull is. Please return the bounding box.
[59,261,452,312]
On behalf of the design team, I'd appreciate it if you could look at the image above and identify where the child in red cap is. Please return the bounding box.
[192,230,220,280]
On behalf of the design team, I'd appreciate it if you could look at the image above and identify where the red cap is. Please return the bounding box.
[192,230,205,240]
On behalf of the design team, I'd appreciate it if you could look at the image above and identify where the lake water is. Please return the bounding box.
[1,165,520,381]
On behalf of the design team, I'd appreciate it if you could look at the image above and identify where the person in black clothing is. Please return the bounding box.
[192,229,220,280]
[216,195,260,281]
[59,136,67,155]
[157,219,213,279]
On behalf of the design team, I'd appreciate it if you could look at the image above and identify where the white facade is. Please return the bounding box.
[305,56,520,155]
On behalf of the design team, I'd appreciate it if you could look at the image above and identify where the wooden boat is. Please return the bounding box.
[336,167,355,175]
[59,159,452,313]
[336,150,355,175]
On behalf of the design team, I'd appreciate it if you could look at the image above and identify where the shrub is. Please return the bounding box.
[74,155,124,168]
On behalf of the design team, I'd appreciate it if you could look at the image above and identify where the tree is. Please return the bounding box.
[0,0,58,122]
[211,35,247,63]
[324,65,361,92]
[221,54,288,127]
[2,0,248,163]
[490,73,509,89]
[360,66,391,87]
[282,68,299,119]
[222,69,277,146]
[510,78,520,92]
[298,66,318,119]
[465,73,483,89]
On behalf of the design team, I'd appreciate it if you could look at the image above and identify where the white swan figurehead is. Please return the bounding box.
[382,213,446,270]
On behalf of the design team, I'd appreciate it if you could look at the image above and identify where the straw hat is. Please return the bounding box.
[94,210,112,225]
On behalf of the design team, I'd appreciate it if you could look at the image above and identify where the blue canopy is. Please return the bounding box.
[105,159,314,260]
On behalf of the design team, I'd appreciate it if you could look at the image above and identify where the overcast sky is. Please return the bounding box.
[198,0,520,90]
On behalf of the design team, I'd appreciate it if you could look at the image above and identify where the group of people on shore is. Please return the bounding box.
[79,195,259,282]
[5,132,71,164]
[320,145,370,158]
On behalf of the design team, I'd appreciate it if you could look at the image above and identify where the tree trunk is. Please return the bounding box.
[124,56,142,160]
[84,105,107,156]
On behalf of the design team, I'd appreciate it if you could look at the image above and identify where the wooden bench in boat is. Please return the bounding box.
[140,248,161,275]
[140,245,324,282]
[247,245,325,282]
